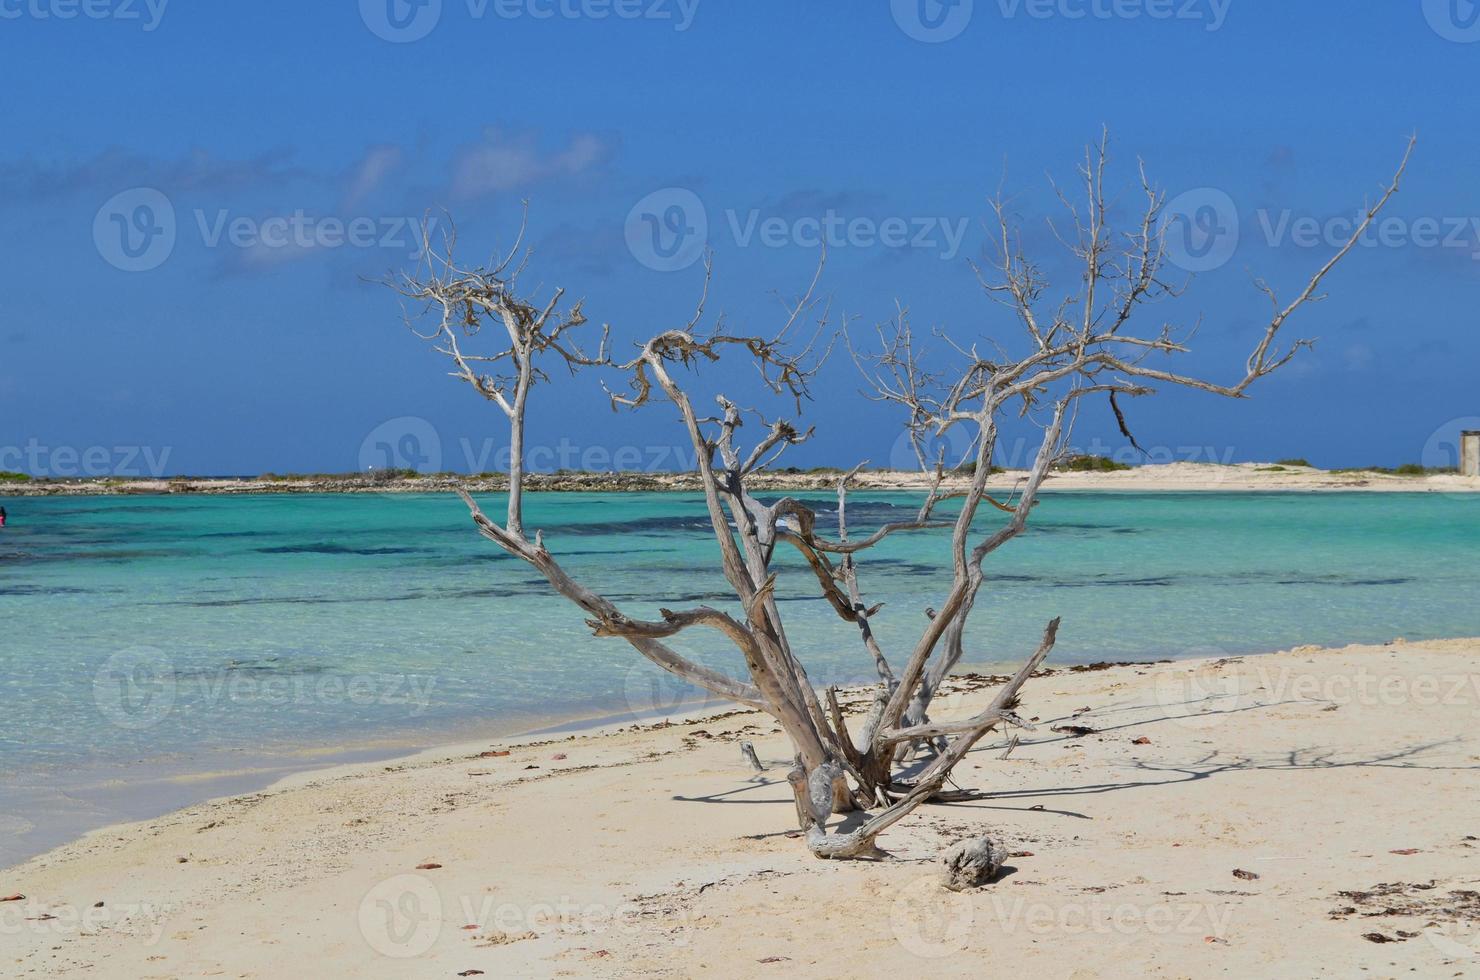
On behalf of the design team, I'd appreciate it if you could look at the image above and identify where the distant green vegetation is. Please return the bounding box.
[1256,466,1288,472]
[1275,458,1312,467]
[1055,454,1133,473]
[0,471,31,483]
[1331,464,1456,477]
[954,462,1005,476]
[777,466,845,475]
[257,469,430,481]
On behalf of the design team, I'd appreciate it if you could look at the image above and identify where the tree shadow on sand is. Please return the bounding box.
[669,687,1475,828]
[940,738,1473,813]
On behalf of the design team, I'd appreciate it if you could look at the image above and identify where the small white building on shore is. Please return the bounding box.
[1464,431,1480,477]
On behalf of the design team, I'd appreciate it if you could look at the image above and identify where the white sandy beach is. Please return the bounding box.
[4,637,1478,978]
[7,461,1480,496]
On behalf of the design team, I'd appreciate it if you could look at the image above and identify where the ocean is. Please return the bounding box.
[2,489,1477,864]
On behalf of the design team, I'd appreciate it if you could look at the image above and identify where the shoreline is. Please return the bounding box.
[4,636,1478,975]
[5,461,1480,496]
[0,653,1060,871]
[2,622,1472,872]
[0,694,741,872]
[8,652,1171,873]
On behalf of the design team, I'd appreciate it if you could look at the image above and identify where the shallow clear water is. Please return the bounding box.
[2,490,1477,862]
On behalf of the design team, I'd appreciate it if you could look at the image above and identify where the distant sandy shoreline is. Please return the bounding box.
[4,637,1478,976]
[5,461,1479,496]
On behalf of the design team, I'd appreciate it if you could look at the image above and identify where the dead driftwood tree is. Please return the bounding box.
[388,135,1412,860]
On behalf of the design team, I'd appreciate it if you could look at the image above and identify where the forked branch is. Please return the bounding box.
[389,133,1411,861]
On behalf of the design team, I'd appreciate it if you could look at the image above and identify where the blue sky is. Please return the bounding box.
[2,1,1477,477]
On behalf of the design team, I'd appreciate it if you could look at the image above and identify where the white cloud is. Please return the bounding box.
[340,144,404,210]
[449,129,611,201]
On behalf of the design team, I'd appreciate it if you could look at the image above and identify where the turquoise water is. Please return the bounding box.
[2,490,1477,861]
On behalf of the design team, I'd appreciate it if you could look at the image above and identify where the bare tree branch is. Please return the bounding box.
[387,134,1411,862]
